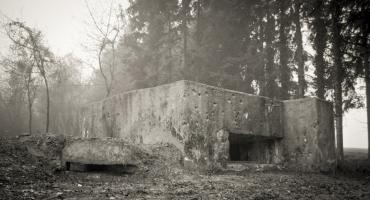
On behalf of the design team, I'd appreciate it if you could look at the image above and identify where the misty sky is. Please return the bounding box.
[0,0,368,149]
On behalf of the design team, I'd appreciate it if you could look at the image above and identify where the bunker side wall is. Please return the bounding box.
[80,81,187,151]
[181,81,284,170]
[316,99,336,170]
[282,98,336,171]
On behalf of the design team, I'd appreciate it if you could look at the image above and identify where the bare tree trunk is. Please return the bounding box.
[257,13,265,96]
[334,85,343,161]
[265,3,275,98]
[26,74,33,135]
[109,40,117,94]
[42,74,50,133]
[332,3,343,161]
[182,0,190,79]
[27,25,50,134]
[365,54,370,160]
[279,0,289,100]
[195,0,202,82]
[313,0,327,99]
[6,21,52,134]
[98,42,111,97]
[294,2,305,98]
[363,36,370,160]
[168,19,173,83]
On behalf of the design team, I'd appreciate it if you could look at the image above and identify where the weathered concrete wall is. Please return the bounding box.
[282,98,336,171]
[79,80,283,170]
[180,81,283,169]
[81,81,186,151]
[75,81,335,172]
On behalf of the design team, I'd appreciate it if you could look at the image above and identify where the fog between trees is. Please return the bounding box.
[0,0,369,159]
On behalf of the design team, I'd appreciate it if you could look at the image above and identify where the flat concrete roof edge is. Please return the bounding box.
[83,80,187,108]
[182,80,276,100]
[282,97,333,108]
[84,80,281,108]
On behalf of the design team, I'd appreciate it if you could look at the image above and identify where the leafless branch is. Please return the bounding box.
[84,0,125,97]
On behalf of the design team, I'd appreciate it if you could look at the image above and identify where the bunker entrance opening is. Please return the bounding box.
[228,133,276,163]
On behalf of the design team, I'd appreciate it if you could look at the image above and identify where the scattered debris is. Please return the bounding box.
[1,135,370,199]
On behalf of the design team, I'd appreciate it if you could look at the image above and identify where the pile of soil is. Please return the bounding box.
[0,135,62,199]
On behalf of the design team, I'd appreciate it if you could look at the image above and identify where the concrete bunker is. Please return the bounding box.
[64,80,337,172]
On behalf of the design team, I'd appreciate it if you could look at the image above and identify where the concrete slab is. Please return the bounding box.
[62,138,140,166]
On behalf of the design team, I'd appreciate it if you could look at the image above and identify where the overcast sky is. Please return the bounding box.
[0,0,87,56]
[0,0,368,149]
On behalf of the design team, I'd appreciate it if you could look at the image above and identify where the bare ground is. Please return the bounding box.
[1,136,370,200]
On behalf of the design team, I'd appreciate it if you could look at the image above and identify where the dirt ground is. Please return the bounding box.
[1,136,370,200]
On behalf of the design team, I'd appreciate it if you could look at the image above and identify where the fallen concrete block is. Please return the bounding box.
[62,138,140,166]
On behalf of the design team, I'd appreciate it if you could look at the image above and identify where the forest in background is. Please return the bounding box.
[0,0,369,160]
